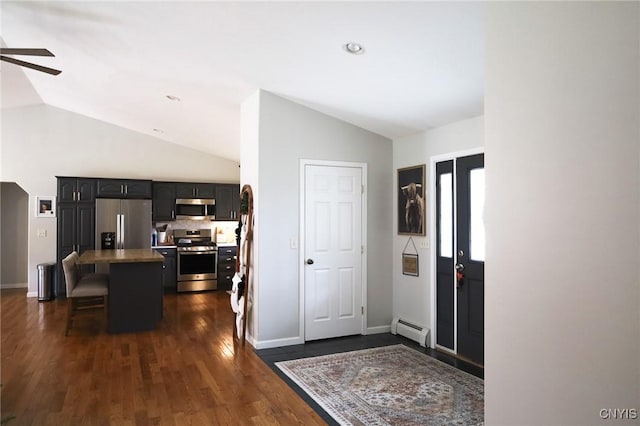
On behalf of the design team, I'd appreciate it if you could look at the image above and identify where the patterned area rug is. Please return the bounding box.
[275,344,483,425]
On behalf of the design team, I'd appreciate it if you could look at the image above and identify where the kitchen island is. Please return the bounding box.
[78,249,164,333]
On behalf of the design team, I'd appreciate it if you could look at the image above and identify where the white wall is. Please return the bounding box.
[239,90,260,340]
[241,90,393,348]
[485,3,639,424]
[392,116,483,339]
[1,104,240,295]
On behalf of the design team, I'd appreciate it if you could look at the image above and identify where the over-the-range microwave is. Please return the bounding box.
[175,198,216,220]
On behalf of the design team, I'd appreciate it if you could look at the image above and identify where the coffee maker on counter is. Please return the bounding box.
[101,232,116,250]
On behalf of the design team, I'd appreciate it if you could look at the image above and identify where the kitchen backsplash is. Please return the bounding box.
[153,219,237,244]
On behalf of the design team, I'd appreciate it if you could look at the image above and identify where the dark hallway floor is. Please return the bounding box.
[256,333,483,425]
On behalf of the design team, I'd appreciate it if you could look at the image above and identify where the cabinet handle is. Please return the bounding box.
[161,251,168,255]
[72,191,76,201]
[77,191,81,201]
[171,210,175,219]
[120,184,124,194]
[124,185,128,195]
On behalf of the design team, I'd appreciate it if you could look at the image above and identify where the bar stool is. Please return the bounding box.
[62,251,109,335]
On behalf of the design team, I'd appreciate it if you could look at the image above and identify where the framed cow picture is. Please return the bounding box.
[398,164,426,235]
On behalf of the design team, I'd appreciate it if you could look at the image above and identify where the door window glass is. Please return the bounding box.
[439,173,453,258]
[470,168,485,261]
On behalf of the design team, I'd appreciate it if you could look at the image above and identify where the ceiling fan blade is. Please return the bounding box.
[0,48,54,57]
[0,55,61,75]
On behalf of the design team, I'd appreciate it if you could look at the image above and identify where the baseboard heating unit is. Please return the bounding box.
[391,317,430,347]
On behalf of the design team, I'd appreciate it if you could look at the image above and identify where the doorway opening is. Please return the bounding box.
[1,182,29,289]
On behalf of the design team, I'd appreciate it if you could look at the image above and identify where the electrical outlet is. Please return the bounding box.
[37,228,47,237]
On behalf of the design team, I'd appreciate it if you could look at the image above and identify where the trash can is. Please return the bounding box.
[37,262,55,301]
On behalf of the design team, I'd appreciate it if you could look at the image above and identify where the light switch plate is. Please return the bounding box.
[37,228,47,237]
[420,239,429,249]
[290,238,297,249]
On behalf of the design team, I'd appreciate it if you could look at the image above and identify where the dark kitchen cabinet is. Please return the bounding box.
[97,179,152,199]
[152,182,176,221]
[58,177,96,203]
[215,184,240,220]
[56,177,96,297]
[175,182,215,199]
[217,245,237,290]
[154,247,177,292]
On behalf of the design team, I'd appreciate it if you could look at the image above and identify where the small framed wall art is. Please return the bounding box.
[402,253,419,276]
[36,196,56,218]
[402,237,419,277]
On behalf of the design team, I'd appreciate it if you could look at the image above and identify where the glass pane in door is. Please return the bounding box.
[439,173,453,258]
[470,168,485,261]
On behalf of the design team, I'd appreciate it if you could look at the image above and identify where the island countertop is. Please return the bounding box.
[77,249,164,265]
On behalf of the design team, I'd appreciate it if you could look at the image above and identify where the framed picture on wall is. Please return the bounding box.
[398,164,426,235]
[36,196,56,218]
[402,253,419,276]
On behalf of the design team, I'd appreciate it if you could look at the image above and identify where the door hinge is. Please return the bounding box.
[361,246,364,254]
[361,306,364,315]
[361,185,364,194]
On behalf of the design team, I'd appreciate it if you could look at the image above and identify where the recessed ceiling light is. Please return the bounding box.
[166,95,181,101]
[344,42,365,55]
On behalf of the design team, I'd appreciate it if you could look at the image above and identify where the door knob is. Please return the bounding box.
[455,263,465,272]
[306,258,314,265]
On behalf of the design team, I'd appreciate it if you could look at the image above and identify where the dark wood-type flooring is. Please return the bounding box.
[2,289,482,425]
[1,289,324,425]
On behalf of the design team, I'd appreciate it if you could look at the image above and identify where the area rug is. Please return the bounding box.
[275,344,483,425]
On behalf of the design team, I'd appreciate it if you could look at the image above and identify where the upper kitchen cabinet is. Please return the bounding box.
[153,182,176,222]
[175,182,215,199]
[57,177,96,203]
[215,183,240,220]
[97,179,152,199]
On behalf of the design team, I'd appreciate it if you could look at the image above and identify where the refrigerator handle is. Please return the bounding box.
[116,214,122,249]
[121,214,125,249]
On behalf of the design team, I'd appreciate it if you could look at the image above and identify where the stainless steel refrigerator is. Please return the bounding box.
[95,199,152,272]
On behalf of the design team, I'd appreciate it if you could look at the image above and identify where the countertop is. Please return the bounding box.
[78,249,164,264]
[152,244,177,249]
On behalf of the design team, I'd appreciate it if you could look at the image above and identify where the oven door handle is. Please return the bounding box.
[178,251,218,255]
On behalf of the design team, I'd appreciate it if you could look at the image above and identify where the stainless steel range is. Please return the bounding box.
[174,229,217,292]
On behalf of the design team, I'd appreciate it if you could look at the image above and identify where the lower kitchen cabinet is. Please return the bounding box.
[217,245,237,290]
[154,247,177,292]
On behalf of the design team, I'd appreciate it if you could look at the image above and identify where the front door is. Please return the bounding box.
[303,163,364,341]
[435,153,485,364]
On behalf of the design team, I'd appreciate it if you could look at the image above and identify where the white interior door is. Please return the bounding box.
[304,163,363,341]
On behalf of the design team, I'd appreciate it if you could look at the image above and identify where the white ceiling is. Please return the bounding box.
[1,1,484,162]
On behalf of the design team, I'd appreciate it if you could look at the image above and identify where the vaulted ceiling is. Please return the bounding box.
[1,2,484,161]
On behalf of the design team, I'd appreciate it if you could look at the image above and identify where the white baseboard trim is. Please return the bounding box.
[366,325,391,335]
[1,283,28,289]
[26,291,38,298]
[252,335,304,349]
[252,327,392,349]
